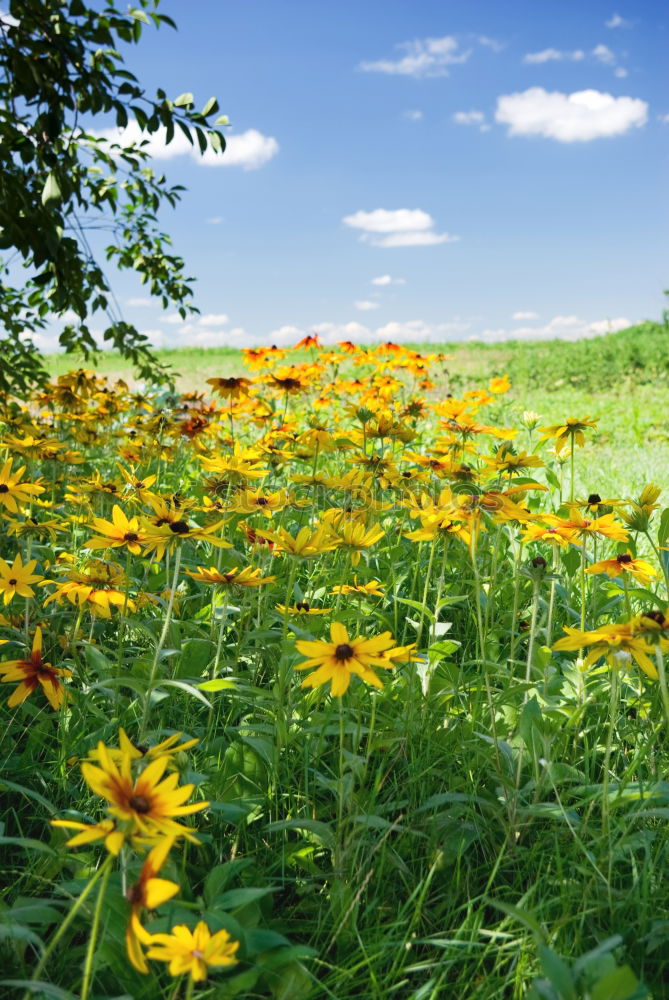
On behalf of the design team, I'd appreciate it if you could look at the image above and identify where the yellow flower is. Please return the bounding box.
[586,553,658,586]
[87,728,199,769]
[43,560,134,618]
[295,622,401,696]
[0,627,72,710]
[538,416,599,453]
[80,742,208,842]
[489,374,511,394]
[85,504,149,555]
[185,565,275,587]
[142,518,230,561]
[553,623,657,678]
[146,920,239,982]
[331,578,385,598]
[0,552,43,604]
[275,601,331,615]
[255,525,339,558]
[543,510,628,543]
[50,818,125,856]
[0,457,45,513]
[326,518,384,565]
[125,837,180,974]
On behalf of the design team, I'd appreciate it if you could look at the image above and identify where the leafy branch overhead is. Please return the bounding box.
[0,0,229,392]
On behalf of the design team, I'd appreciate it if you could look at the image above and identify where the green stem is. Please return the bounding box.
[25,855,113,999]
[139,545,182,740]
[655,646,669,731]
[80,855,112,1000]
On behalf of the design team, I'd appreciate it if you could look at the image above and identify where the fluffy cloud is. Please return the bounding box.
[197,313,230,326]
[592,43,616,65]
[359,35,470,78]
[453,110,490,132]
[91,121,278,170]
[343,208,459,248]
[495,87,648,141]
[354,300,380,311]
[512,311,540,320]
[473,314,631,343]
[371,275,406,286]
[403,110,424,121]
[659,113,669,124]
[606,13,632,28]
[126,297,152,307]
[523,48,585,64]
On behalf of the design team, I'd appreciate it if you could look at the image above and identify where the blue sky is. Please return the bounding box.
[52,0,669,349]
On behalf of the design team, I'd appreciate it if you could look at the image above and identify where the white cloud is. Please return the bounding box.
[359,35,471,78]
[126,297,152,307]
[371,230,459,248]
[371,275,406,286]
[606,13,631,28]
[614,67,628,78]
[477,35,504,52]
[453,109,490,132]
[343,209,433,233]
[403,110,424,121]
[206,216,224,225]
[473,314,631,343]
[592,43,616,65]
[495,87,648,142]
[164,313,185,324]
[201,129,279,170]
[197,313,229,327]
[90,121,278,170]
[139,328,166,348]
[343,208,458,248]
[354,300,380,311]
[523,48,585,64]
[512,311,540,320]
[659,113,669,124]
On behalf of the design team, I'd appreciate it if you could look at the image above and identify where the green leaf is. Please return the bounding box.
[591,966,646,1000]
[174,92,194,108]
[538,946,576,1000]
[199,678,237,692]
[216,887,276,909]
[41,172,62,207]
[266,819,335,850]
[201,96,219,117]
[0,982,75,1000]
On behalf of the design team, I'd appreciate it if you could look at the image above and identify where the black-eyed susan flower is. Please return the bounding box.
[0,457,45,512]
[553,623,657,678]
[538,416,599,453]
[0,552,43,604]
[146,920,239,982]
[206,376,253,399]
[0,627,71,709]
[326,518,384,566]
[331,578,385,598]
[43,560,135,618]
[80,742,208,842]
[185,565,275,588]
[295,622,402,696]
[50,817,125,856]
[85,504,149,555]
[255,525,339,558]
[586,553,658,586]
[275,601,331,616]
[142,518,230,561]
[125,837,180,974]
[87,728,199,769]
[543,510,629,544]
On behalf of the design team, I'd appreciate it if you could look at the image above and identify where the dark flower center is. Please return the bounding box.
[129,794,151,814]
[126,882,144,905]
[531,557,546,569]
[588,493,602,505]
[0,484,8,493]
[124,532,139,542]
[642,610,665,624]
[296,601,310,611]
[618,554,633,564]
[256,497,268,506]
[8,578,17,585]
[169,520,190,534]
[334,643,354,661]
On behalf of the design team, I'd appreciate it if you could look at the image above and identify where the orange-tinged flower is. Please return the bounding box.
[295,622,402,696]
[87,728,199,769]
[0,628,71,710]
[331,577,385,598]
[543,510,628,543]
[146,920,239,982]
[0,552,43,604]
[80,743,208,842]
[142,518,230,561]
[206,376,253,399]
[489,374,511,394]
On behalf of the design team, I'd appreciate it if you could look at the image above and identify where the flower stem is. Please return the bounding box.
[140,545,182,740]
[80,854,112,1000]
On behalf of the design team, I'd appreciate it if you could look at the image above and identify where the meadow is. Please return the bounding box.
[1,322,669,1000]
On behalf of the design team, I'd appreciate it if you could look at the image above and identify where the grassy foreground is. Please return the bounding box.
[0,324,668,999]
